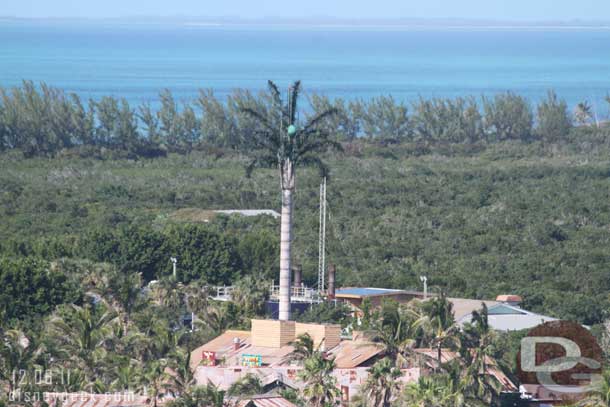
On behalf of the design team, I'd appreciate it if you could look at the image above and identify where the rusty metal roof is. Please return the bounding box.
[191,330,295,368]
[328,340,384,369]
[192,329,385,370]
[190,330,251,369]
[43,393,151,407]
[236,395,298,407]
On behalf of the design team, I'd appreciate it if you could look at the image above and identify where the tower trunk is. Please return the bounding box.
[278,188,293,320]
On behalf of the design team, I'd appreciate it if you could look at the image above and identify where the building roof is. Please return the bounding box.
[190,330,252,369]
[191,328,384,370]
[168,208,280,223]
[190,330,295,369]
[215,210,280,218]
[495,295,523,303]
[335,287,409,299]
[326,339,384,369]
[460,303,558,332]
[236,395,298,407]
[43,393,151,407]
[448,298,500,321]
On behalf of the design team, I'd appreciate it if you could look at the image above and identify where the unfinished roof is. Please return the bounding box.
[236,395,298,407]
[43,393,150,407]
[335,287,408,299]
[448,298,500,321]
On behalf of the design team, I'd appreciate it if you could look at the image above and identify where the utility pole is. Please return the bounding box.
[318,177,327,293]
[171,257,178,279]
[420,275,428,299]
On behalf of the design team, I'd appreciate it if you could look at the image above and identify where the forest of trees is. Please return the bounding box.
[2,81,610,405]
[1,81,609,157]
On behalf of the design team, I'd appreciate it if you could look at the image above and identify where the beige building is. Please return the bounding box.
[190,319,517,405]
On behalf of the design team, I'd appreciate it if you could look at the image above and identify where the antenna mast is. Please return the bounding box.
[318,177,327,293]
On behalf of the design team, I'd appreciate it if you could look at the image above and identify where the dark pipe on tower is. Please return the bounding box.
[328,264,336,300]
[293,264,302,288]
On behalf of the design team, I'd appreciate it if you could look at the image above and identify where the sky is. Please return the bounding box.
[2,0,609,21]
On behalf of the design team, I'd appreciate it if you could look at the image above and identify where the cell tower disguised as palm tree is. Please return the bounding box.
[241,80,339,321]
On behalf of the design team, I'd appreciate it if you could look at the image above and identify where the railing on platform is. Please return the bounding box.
[212,286,235,301]
[211,284,323,303]
[268,285,322,303]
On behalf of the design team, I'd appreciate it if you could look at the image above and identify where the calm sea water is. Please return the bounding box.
[1,21,610,110]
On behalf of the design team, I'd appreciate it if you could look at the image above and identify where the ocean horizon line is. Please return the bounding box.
[2,15,610,30]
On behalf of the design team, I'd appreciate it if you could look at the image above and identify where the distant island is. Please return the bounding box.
[2,15,610,30]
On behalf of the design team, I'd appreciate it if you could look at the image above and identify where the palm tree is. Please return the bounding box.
[416,294,460,370]
[195,302,232,336]
[298,352,340,407]
[574,101,593,126]
[230,276,269,323]
[400,375,461,407]
[460,305,504,407]
[369,301,418,365]
[358,357,402,407]
[168,349,196,397]
[111,359,144,392]
[47,302,117,378]
[150,278,184,317]
[227,373,263,397]
[0,330,42,394]
[288,333,316,362]
[241,80,339,321]
[142,359,171,407]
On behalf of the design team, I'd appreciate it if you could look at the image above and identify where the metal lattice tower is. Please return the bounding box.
[317,177,327,293]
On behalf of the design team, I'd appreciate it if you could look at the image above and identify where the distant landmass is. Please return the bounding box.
[1,15,610,29]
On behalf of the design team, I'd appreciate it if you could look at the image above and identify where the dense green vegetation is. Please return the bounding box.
[3,81,608,157]
[2,130,610,326]
[1,81,610,405]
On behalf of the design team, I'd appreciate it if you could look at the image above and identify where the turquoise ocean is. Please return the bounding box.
[1,21,610,110]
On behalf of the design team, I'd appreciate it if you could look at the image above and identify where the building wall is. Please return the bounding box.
[251,320,295,348]
[295,322,341,351]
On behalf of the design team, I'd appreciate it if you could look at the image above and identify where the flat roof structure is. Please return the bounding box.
[450,298,558,332]
[335,287,410,299]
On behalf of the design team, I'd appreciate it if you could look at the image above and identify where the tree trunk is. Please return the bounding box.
[437,342,442,372]
[278,187,293,321]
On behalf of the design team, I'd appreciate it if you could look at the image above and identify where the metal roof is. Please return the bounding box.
[327,340,384,369]
[335,287,407,298]
[190,330,294,368]
[237,395,298,407]
[459,303,558,332]
[192,329,384,370]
